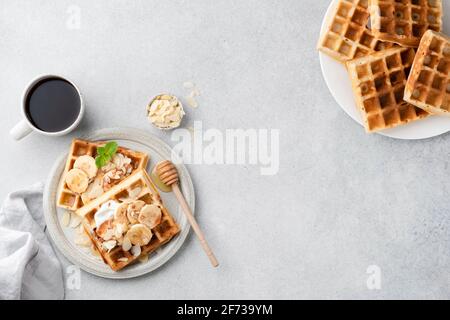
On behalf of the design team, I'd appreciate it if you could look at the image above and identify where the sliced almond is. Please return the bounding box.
[186,96,198,108]
[131,245,141,257]
[122,236,132,251]
[103,228,115,241]
[74,232,91,247]
[69,213,82,228]
[102,240,117,252]
[101,162,116,173]
[114,222,128,240]
[115,223,125,236]
[190,87,200,97]
[61,211,71,227]
[112,153,125,168]
[167,113,181,122]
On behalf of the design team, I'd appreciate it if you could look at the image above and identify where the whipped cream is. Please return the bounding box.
[94,200,119,229]
[147,94,185,130]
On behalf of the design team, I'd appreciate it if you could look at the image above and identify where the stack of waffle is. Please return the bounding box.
[318,0,448,133]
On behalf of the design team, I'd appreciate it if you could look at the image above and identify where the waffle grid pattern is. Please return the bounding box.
[57,139,149,211]
[369,0,442,47]
[78,170,180,271]
[405,30,450,114]
[318,0,393,63]
[346,47,429,132]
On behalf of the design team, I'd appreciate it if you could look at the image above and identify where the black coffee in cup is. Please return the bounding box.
[25,77,81,132]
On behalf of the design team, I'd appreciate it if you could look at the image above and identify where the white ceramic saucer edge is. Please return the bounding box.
[318,0,450,140]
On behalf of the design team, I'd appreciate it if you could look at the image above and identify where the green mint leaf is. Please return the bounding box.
[97,146,106,155]
[104,142,118,156]
[95,141,118,168]
[95,155,107,168]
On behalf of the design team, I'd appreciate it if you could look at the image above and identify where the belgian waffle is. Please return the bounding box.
[346,47,429,132]
[57,139,149,211]
[404,30,450,115]
[77,170,180,271]
[318,0,393,63]
[369,0,442,47]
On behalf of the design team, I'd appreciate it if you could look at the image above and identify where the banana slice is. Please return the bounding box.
[138,254,149,263]
[138,204,162,229]
[114,202,130,225]
[127,200,145,224]
[74,155,98,179]
[65,168,89,194]
[126,224,152,246]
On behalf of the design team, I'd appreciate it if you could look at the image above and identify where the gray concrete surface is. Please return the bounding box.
[0,0,449,299]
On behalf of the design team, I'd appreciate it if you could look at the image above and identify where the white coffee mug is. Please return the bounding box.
[9,74,84,141]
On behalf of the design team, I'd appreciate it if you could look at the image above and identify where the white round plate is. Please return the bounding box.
[319,0,450,140]
[43,128,194,279]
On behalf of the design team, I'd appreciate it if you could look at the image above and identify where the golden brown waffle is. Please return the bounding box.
[346,47,429,132]
[57,139,149,211]
[405,30,450,115]
[318,0,393,63]
[77,170,180,271]
[369,0,442,47]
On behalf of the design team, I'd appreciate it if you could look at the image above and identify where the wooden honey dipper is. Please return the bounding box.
[156,160,219,267]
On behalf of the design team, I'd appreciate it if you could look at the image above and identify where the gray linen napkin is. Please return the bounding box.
[0,183,64,300]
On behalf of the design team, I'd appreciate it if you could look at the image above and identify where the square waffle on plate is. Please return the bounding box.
[57,139,149,211]
[76,169,180,271]
[405,30,450,115]
[346,47,429,132]
[369,0,442,47]
[318,0,393,63]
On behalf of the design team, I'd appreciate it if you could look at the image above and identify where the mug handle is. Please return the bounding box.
[10,119,33,140]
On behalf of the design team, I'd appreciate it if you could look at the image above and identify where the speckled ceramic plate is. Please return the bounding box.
[319,0,450,140]
[43,128,194,279]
